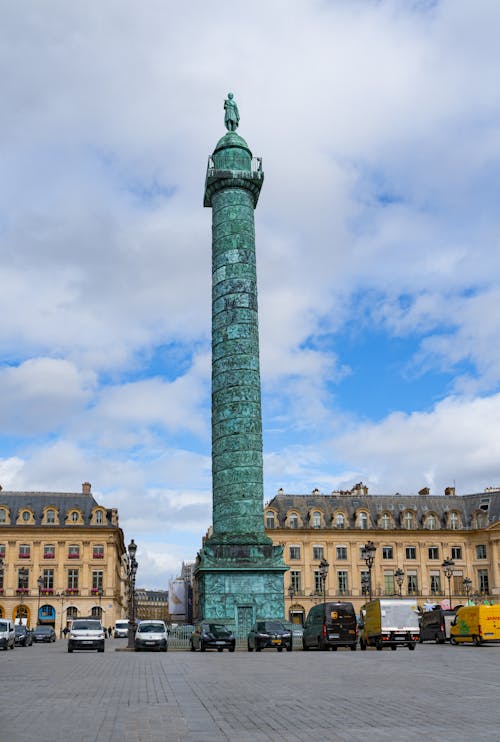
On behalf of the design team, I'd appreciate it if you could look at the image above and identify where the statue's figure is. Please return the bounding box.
[224,92,240,132]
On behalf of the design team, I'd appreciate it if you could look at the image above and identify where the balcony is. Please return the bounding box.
[91,588,104,596]
[92,552,104,559]
[65,589,79,596]
[41,588,54,595]
[68,553,80,560]
[43,553,55,559]
[18,553,30,559]
[16,588,30,594]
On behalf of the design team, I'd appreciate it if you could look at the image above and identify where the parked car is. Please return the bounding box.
[0,619,15,650]
[14,625,33,646]
[419,607,457,643]
[134,620,168,652]
[247,621,292,652]
[302,602,357,651]
[190,623,235,652]
[68,618,105,652]
[114,619,129,638]
[32,625,56,643]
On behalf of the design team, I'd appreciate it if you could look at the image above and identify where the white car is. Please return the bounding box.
[134,620,168,652]
[68,618,106,653]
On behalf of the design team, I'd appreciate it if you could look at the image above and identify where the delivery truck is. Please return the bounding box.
[450,605,500,646]
[359,599,420,650]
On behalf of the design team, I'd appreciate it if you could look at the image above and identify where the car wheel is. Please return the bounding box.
[331,646,338,651]
[408,644,415,651]
[376,642,383,651]
[217,647,223,652]
[450,637,457,645]
[319,638,329,651]
[474,636,482,647]
[229,645,235,652]
[302,640,309,651]
[277,647,283,652]
[391,645,397,651]
[350,644,357,651]
[68,647,73,653]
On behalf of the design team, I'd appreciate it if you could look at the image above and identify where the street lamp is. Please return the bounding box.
[362,541,377,601]
[37,575,43,623]
[58,592,65,638]
[126,539,138,650]
[394,568,405,598]
[441,557,455,609]
[288,584,295,622]
[318,557,329,624]
[463,577,472,602]
[98,587,104,622]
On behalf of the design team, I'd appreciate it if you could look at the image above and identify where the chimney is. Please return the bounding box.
[444,486,455,496]
[82,482,92,495]
[418,487,430,496]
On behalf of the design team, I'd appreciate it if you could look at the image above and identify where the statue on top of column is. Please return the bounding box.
[224,92,240,132]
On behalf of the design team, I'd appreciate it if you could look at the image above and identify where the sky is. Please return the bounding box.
[1,0,500,588]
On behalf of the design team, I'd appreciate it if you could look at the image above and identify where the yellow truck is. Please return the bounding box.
[450,605,500,646]
[359,599,420,651]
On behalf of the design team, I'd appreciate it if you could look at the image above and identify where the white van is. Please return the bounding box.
[114,619,129,638]
[0,619,15,650]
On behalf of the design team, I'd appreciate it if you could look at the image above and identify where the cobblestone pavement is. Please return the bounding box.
[0,639,498,741]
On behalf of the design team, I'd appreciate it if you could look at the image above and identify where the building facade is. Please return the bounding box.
[264,484,500,623]
[0,483,127,633]
[136,589,169,622]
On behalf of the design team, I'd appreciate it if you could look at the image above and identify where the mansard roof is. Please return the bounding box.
[0,490,116,527]
[266,490,500,529]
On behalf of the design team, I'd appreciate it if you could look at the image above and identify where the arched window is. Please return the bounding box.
[0,508,6,523]
[67,606,78,620]
[381,514,391,530]
[91,606,103,619]
[265,511,275,529]
[335,513,345,529]
[95,510,103,524]
[22,511,31,522]
[70,512,79,522]
[46,509,55,524]
[289,513,298,529]
[358,512,368,529]
[404,512,414,530]
[449,512,459,530]
[312,511,321,528]
[426,515,436,530]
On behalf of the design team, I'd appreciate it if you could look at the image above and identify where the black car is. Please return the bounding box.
[14,625,33,646]
[32,625,56,643]
[190,623,235,652]
[247,621,292,652]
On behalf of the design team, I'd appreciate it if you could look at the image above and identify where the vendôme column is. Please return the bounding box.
[195,94,287,628]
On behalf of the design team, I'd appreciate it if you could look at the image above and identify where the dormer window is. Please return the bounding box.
[0,508,6,523]
[266,511,275,529]
[381,514,391,530]
[335,513,345,529]
[70,511,79,522]
[46,509,56,524]
[449,512,460,530]
[358,512,368,529]
[312,511,321,528]
[95,510,103,524]
[404,512,414,530]
[289,513,299,529]
[426,515,437,530]
[22,511,31,522]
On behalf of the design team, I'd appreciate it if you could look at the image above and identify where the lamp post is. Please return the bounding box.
[98,587,104,622]
[37,575,43,624]
[441,557,455,609]
[395,568,405,598]
[288,584,295,623]
[318,557,329,626]
[126,539,138,650]
[463,577,472,603]
[57,592,65,638]
[363,541,377,601]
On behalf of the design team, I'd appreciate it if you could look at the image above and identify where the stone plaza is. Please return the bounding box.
[1,640,498,741]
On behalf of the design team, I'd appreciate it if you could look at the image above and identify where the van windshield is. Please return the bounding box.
[138,624,164,633]
[0,622,8,631]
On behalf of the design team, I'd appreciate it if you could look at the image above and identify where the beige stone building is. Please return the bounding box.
[264,484,500,623]
[0,483,127,634]
[136,589,169,622]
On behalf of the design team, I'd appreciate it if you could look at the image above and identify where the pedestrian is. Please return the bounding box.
[108,626,112,638]
[63,626,68,638]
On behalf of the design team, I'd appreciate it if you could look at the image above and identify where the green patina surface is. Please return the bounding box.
[196,97,287,627]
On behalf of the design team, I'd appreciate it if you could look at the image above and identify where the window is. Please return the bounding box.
[475,512,487,528]
[289,513,298,529]
[452,574,463,594]
[476,544,487,559]
[451,546,462,560]
[289,546,300,560]
[44,545,55,559]
[68,545,80,559]
[19,544,30,559]
[92,571,104,590]
[70,511,79,522]
[381,514,391,530]
[382,546,393,560]
[0,508,6,523]
[67,569,79,590]
[404,512,414,530]
[95,510,103,524]
[22,511,31,522]
[43,569,54,590]
[314,570,325,594]
[407,574,418,595]
[384,572,395,595]
[478,569,489,593]
[335,513,345,529]
[290,570,301,593]
[18,568,29,589]
[337,571,348,595]
[91,606,102,619]
[265,512,275,529]
[430,574,441,594]
[358,512,368,529]
[93,544,104,559]
[312,511,321,528]
[426,515,437,530]
[336,546,347,560]
[449,512,460,530]
[46,509,55,524]
[406,546,417,560]
[0,543,5,558]
[428,547,439,560]
[67,606,78,620]
[312,546,324,561]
